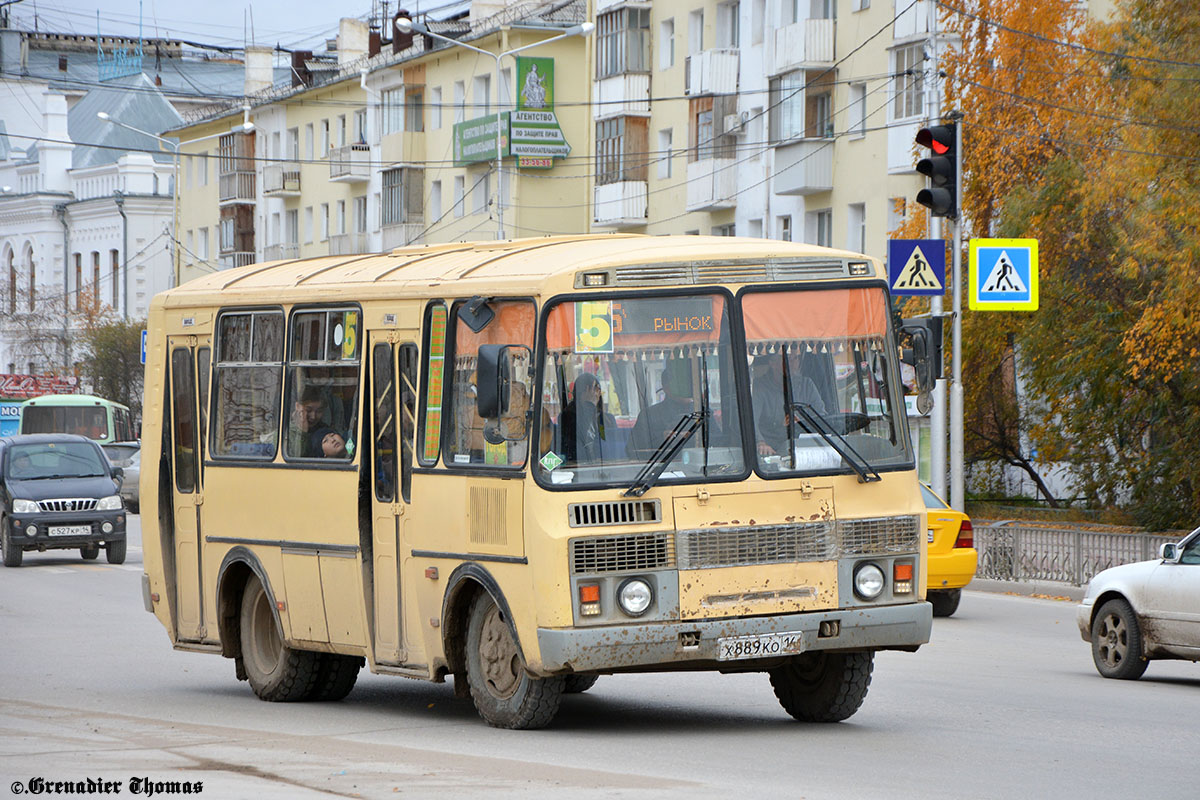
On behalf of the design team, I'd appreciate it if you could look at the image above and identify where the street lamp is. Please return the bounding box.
[394,16,593,239]
[97,111,254,287]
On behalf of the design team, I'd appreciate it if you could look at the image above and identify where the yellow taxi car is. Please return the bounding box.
[921,483,978,617]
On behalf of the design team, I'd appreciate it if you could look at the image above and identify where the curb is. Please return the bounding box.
[964,578,1085,602]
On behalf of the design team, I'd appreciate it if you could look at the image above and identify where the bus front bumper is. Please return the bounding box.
[535,601,932,674]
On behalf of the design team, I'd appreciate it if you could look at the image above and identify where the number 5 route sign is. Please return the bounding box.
[969,238,1039,311]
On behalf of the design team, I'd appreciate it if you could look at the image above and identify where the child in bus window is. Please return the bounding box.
[312,427,348,458]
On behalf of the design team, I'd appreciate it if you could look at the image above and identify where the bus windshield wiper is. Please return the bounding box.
[624,411,708,497]
[790,403,881,483]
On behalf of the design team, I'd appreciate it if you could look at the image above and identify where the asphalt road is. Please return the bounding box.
[1,517,1197,799]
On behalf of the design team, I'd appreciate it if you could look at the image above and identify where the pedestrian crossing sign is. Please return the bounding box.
[969,238,1039,311]
[887,239,946,297]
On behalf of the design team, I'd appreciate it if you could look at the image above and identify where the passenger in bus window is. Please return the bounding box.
[561,373,614,465]
[287,386,328,458]
[312,427,348,459]
[626,359,694,459]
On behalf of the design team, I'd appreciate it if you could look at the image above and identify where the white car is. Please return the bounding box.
[1077,527,1200,679]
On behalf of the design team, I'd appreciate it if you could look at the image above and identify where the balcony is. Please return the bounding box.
[381,223,424,251]
[593,73,650,118]
[685,158,737,212]
[218,171,256,205]
[329,232,369,255]
[774,139,834,195]
[263,164,301,197]
[773,18,836,75]
[381,131,426,166]
[686,49,739,96]
[218,252,256,269]
[329,144,371,183]
[263,243,300,262]
[593,181,647,229]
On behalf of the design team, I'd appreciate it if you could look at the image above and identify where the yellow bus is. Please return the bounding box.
[140,235,938,729]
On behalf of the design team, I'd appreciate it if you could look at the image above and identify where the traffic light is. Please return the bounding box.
[915,123,958,219]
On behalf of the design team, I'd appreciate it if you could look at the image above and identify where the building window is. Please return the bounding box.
[305,123,314,161]
[321,120,330,157]
[198,227,209,260]
[304,207,314,244]
[337,200,346,235]
[752,0,765,44]
[658,128,673,179]
[717,2,739,48]
[27,253,35,311]
[198,151,209,185]
[454,81,465,124]
[382,167,425,226]
[808,209,832,247]
[808,91,833,138]
[73,253,81,312]
[320,203,329,241]
[473,74,491,118]
[893,43,925,120]
[110,249,118,309]
[431,86,443,130]
[92,251,100,311]
[287,128,299,161]
[337,115,346,147]
[472,170,490,216]
[596,116,650,186]
[596,7,651,78]
[689,95,738,161]
[453,176,465,218]
[847,203,866,253]
[285,210,298,245]
[405,88,424,132]
[382,87,404,135]
[353,196,368,233]
[713,223,736,236]
[888,197,907,234]
[689,9,704,55]
[769,71,805,141]
[852,0,870,11]
[659,18,675,70]
[778,215,792,242]
[849,83,867,136]
[430,180,441,221]
[354,109,367,143]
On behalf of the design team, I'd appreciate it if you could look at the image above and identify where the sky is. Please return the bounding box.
[5,0,448,52]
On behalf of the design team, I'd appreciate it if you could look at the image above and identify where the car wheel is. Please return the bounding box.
[1,524,22,568]
[465,592,564,729]
[105,538,127,565]
[81,544,100,560]
[768,650,874,723]
[238,575,320,701]
[929,588,962,618]
[1091,598,1148,680]
[563,674,599,694]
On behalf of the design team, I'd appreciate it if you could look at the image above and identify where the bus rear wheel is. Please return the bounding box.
[768,650,874,723]
[239,576,320,701]
[465,592,564,729]
[308,654,363,701]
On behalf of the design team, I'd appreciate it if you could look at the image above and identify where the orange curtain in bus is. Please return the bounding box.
[742,288,888,341]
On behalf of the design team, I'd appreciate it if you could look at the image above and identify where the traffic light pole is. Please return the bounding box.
[949,118,965,511]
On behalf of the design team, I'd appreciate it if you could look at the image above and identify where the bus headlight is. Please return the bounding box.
[853,563,886,600]
[617,578,653,617]
[97,495,123,511]
[12,498,39,514]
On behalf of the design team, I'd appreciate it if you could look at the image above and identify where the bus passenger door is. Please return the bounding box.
[368,336,418,665]
[168,340,205,642]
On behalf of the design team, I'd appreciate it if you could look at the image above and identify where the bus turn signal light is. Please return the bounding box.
[893,563,914,594]
[580,584,601,616]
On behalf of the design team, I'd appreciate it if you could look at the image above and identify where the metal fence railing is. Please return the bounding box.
[975,523,1179,586]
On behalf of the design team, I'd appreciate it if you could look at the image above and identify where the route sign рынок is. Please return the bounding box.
[969,238,1039,311]
[888,239,946,297]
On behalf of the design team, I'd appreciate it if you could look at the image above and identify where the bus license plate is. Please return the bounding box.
[717,632,806,661]
[49,525,91,537]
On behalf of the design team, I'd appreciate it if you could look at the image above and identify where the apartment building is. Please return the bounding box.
[172,0,592,279]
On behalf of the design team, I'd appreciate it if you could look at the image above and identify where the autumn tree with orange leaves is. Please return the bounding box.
[939,0,1200,527]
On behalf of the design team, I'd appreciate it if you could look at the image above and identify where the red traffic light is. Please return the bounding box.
[915,123,958,219]
[916,125,955,155]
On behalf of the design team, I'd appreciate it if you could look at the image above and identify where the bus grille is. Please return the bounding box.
[570,533,675,574]
[612,259,853,286]
[567,499,662,528]
[836,515,921,555]
[37,498,98,512]
[676,522,835,569]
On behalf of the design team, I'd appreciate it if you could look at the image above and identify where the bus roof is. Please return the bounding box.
[20,394,128,409]
[157,235,879,307]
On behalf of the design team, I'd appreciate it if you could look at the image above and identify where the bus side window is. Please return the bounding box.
[446,299,536,467]
[417,302,447,467]
[211,310,284,459]
[283,307,361,461]
[372,343,396,502]
[399,343,418,501]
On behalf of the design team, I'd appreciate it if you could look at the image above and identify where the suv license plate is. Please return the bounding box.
[49,525,91,537]
[717,632,806,661]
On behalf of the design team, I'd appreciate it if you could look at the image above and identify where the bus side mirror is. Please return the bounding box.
[477,344,509,420]
[900,316,944,395]
[478,344,533,444]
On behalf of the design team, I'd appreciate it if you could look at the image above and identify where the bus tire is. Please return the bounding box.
[564,674,599,694]
[929,588,962,618]
[465,592,564,729]
[81,544,100,560]
[768,650,874,723]
[2,525,22,567]
[308,654,363,701]
[239,575,320,701]
[105,538,127,565]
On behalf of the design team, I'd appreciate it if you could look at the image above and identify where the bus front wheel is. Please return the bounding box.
[239,576,320,701]
[465,592,564,729]
[768,650,874,723]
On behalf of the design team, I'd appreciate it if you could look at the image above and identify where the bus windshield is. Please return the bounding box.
[21,406,108,440]
[535,292,745,488]
[743,286,910,475]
